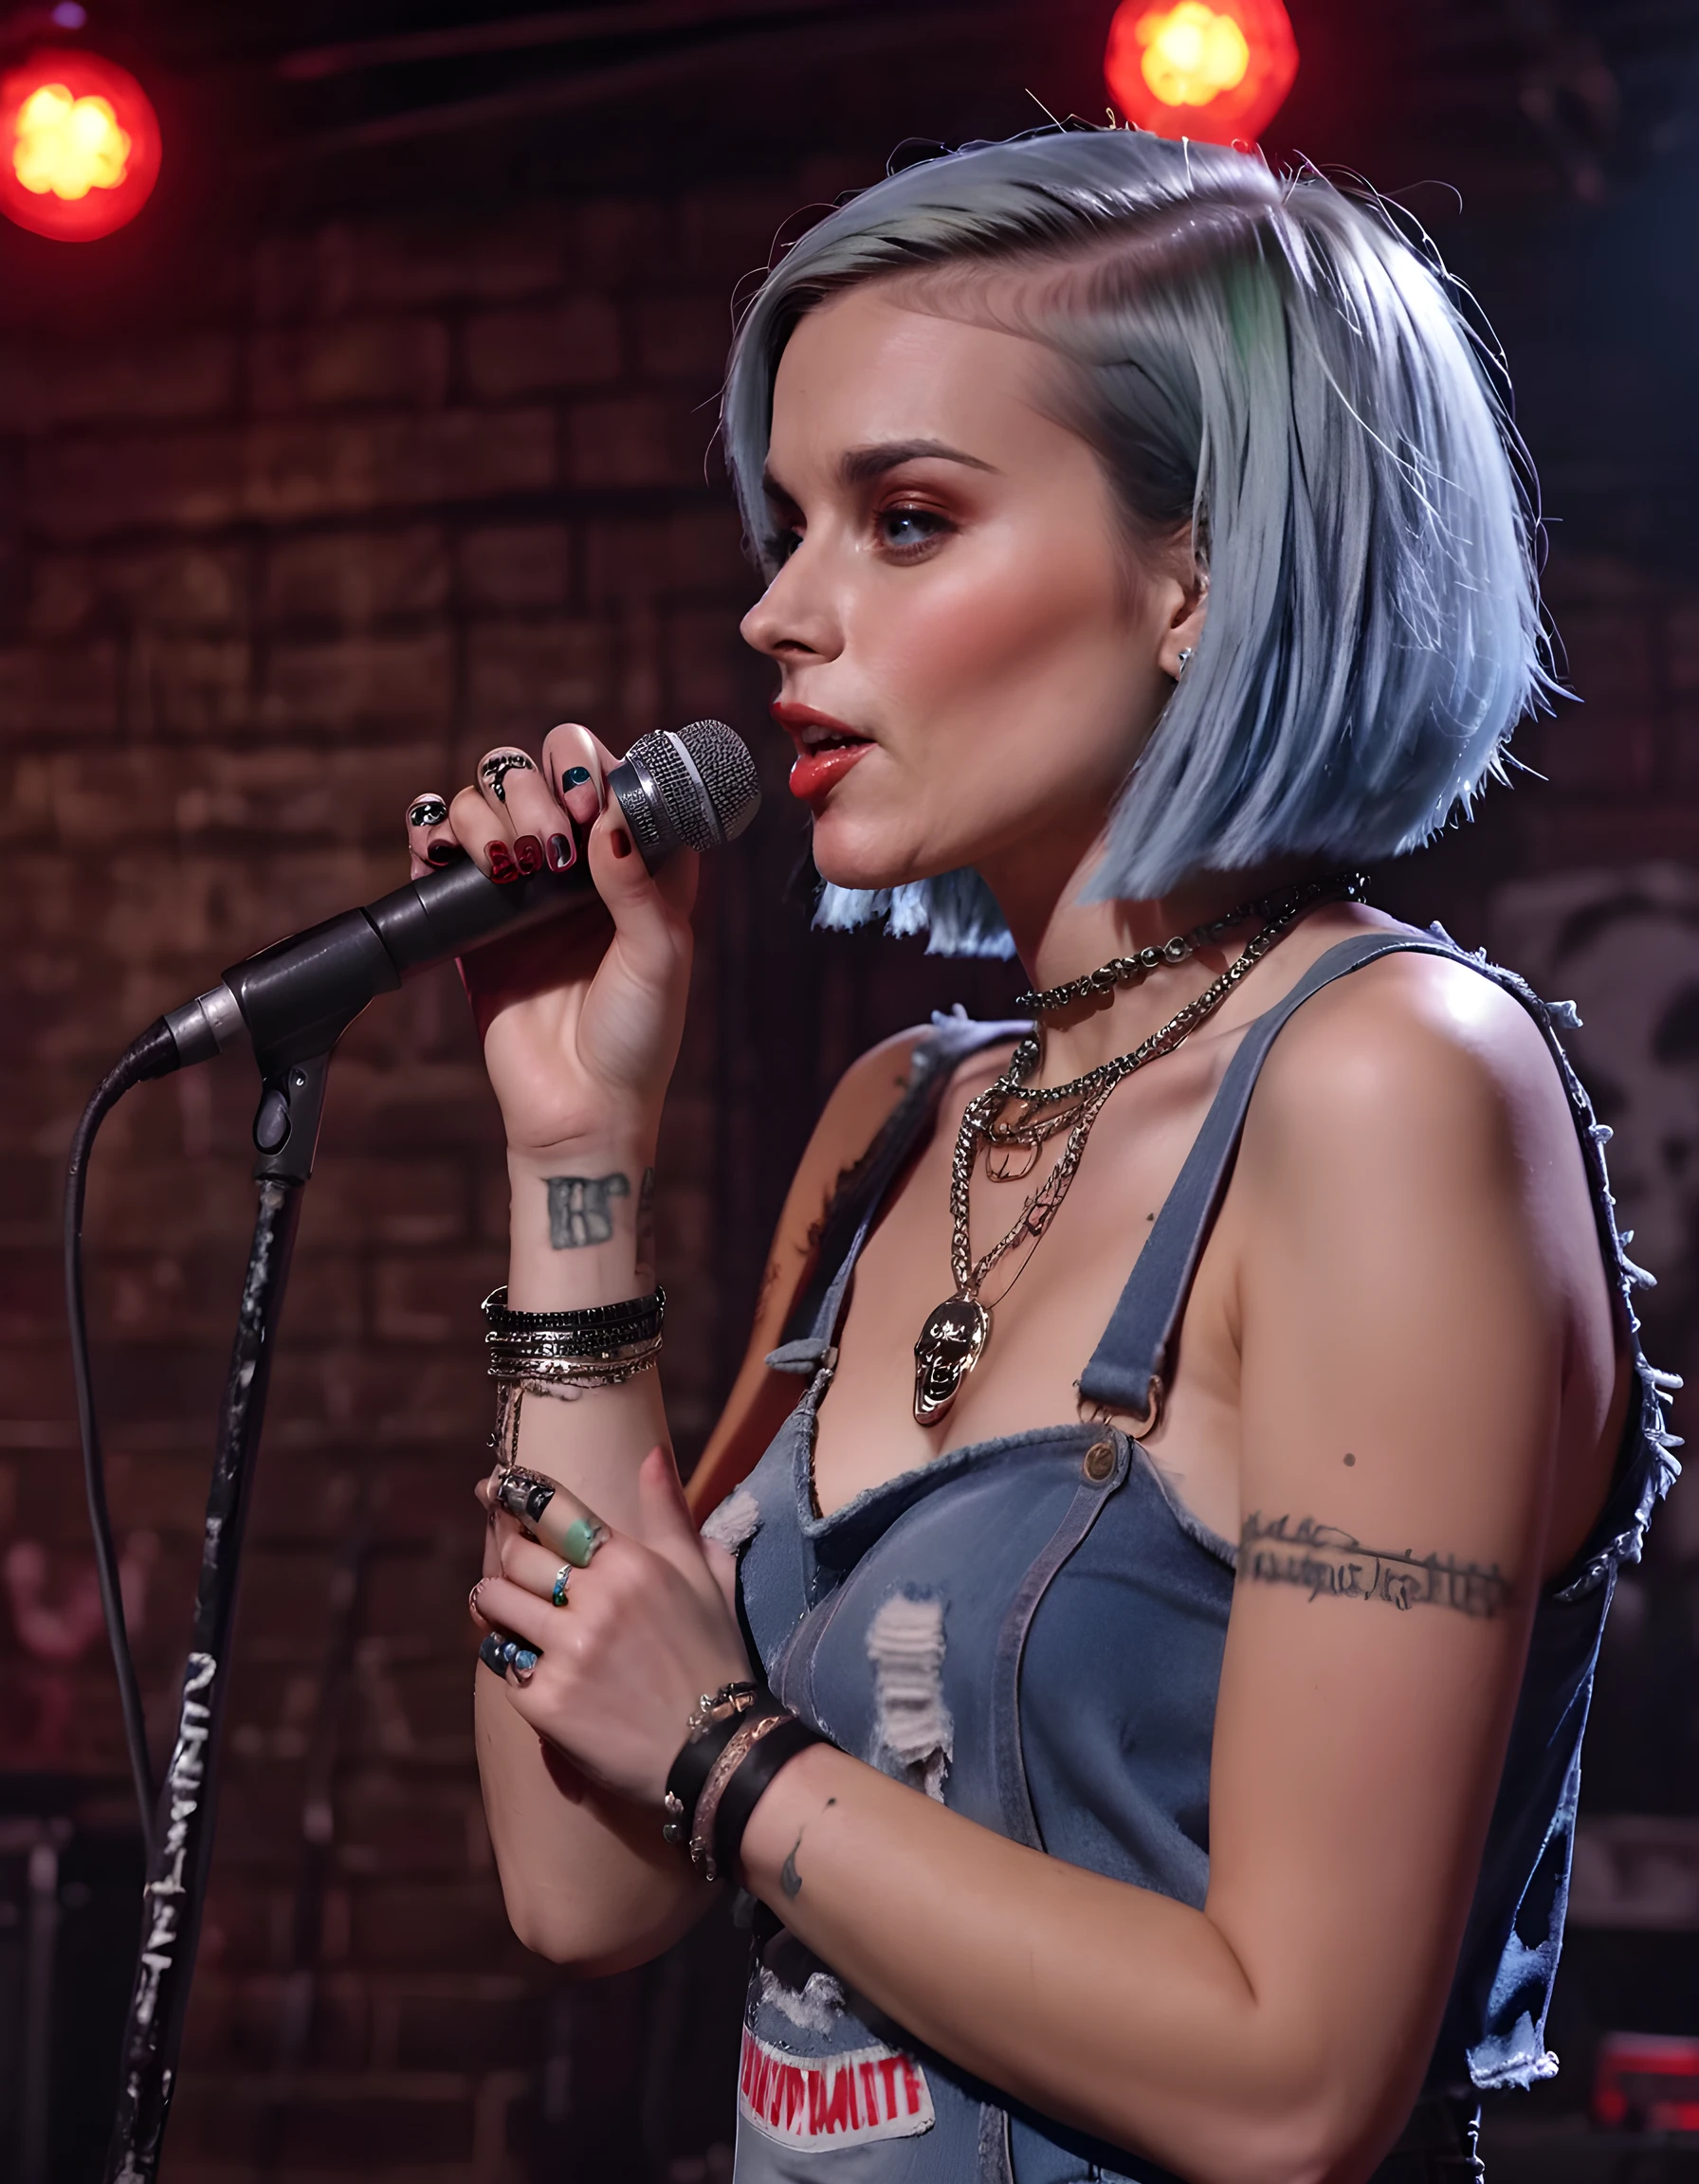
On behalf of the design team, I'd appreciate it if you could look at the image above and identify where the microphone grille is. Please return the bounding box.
[625,719,760,856]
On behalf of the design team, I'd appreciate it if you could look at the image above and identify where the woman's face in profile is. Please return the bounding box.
[741,282,1192,909]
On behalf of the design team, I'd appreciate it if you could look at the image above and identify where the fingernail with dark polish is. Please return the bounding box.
[427,841,463,867]
[487,842,519,883]
[609,827,632,861]
[546,831,576,873]
[513,833,544,876]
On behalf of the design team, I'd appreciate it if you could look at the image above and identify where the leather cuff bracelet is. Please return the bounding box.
[709,1712,827,1883]
[662,1682,828,1883]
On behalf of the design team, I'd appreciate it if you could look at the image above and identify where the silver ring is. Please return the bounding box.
[479,751,537,803]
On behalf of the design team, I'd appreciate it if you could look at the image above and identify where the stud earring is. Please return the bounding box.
[1176,647,1194,679]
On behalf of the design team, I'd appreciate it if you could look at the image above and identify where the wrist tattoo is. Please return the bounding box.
[779,1796,835,1901]
[636,1167,656,1270]
[1240,1512,1510,1619]
[546,1172,630,1248]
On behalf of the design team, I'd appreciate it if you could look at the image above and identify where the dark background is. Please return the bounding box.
[0,1,1696,2178]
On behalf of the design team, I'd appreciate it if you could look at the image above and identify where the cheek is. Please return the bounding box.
[865,529,1131,745]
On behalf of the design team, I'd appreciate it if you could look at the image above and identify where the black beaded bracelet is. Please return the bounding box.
[712,1713,828,1882]
[483,1284,665,1338]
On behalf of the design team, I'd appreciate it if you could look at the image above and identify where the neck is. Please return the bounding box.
[979,828,1330,1083]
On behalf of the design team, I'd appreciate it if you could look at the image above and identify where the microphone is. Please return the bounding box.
[151,719,759,1080]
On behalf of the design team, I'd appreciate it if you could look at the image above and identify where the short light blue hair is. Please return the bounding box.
[722,128,1555,957]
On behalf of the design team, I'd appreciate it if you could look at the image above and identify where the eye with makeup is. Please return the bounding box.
[873,500,954,558]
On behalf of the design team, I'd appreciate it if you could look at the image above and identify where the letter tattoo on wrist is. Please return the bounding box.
[1240,1512,1510,1618]
[546,1173,630,1248]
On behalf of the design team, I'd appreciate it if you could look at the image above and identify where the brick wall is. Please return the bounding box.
[0,173,916,2184]
[2,141,1695,2184]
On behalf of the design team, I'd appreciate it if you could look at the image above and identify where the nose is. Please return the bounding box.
[740,542,843,666]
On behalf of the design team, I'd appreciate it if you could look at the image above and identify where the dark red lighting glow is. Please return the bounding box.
[1104,0,1299,147]
[0,46,162,241]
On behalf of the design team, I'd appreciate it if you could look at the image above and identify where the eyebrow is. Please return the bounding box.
[762,437,998,503]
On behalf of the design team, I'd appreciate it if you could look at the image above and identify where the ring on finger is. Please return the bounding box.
[562,1518,611,1569]
[479,751,537,803]
[551,1563,571,1608]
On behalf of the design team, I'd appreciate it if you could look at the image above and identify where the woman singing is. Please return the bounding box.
[407,131,1675,2182]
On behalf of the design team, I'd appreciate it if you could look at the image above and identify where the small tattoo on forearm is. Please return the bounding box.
[1240,1512,1510,1618]
[636,1167,656,1270]
[779,1796,835,1900]
[546,1173,630,1248]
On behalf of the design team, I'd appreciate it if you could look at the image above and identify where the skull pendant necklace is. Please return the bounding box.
[911,871,1367,1428]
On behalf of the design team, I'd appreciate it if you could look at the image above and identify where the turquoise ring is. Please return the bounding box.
[561,1517,611,1569]
[551,1564,571,1608]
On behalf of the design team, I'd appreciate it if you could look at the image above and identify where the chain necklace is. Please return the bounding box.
[911,870,1368,1428]
[1014,870,1366,1016]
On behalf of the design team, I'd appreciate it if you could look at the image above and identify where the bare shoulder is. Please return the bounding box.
[1246,940,1578,1210]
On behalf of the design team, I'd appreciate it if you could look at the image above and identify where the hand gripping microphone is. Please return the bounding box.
[142,719,759,1083]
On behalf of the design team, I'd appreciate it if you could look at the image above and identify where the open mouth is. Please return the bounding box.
[773,703,875,804]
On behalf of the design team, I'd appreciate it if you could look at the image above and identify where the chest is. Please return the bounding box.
[809,1038,1251,1532]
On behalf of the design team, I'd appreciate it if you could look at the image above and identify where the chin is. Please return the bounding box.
[810,817,936,895]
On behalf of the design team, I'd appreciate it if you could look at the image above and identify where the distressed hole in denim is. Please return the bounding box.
[754,1962,846,2035]
[701,1484,761,1555]
[867,1592,953,1801]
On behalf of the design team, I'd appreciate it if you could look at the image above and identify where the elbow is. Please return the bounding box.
[495,1866,705,1978]
[1172,2085,1415,2184]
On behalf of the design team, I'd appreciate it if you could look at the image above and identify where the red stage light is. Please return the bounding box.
[1104,0,1298,147]
[0,46,161,241]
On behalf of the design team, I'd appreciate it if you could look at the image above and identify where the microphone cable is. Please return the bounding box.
[64,1017,179,1857]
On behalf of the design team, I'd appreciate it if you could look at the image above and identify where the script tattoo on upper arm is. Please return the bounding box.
[1240,1512,1511,1619]
[546,1173,630,1248]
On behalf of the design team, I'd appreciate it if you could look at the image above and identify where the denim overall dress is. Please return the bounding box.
[707,931,1678,2183]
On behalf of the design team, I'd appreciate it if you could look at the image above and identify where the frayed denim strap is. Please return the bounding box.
[779,1011,1034,1357]
[1078,933,1463,1421]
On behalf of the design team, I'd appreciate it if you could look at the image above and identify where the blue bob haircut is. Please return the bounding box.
[722,129,1555,957]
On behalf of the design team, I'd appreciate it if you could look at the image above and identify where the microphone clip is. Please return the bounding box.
[250,1049,334,1188]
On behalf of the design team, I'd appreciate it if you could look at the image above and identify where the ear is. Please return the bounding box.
[1156,564,1209,683]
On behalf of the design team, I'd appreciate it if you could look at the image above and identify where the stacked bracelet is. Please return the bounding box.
[482,1285,666,1400]
[662,1682,828,1883]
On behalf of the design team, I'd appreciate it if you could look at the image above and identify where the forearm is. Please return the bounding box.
[502,1138,669,1528]
[477,1137,718,1961]
[739,1748,1379,2184]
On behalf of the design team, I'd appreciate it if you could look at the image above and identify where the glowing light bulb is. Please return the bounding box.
[14,83,132,199]
[1138,4,1251,107]
[1104,0,1298,146]
[0,47,161,239]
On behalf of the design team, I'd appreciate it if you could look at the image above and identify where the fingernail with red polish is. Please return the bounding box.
[427,841,463,867]
[610,827,631,861]
[513,834,544,876]
[487,841,519,883]
[546,831,576,873]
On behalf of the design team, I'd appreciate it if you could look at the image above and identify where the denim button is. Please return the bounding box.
[1084,1440,1116,1482]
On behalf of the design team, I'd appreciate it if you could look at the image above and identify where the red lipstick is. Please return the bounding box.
[772,701,874,805]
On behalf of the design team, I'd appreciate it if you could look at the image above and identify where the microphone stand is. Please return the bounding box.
[103,1047,336,2184]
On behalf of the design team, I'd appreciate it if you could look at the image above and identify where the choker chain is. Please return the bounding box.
[1014,871,1369,1017]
